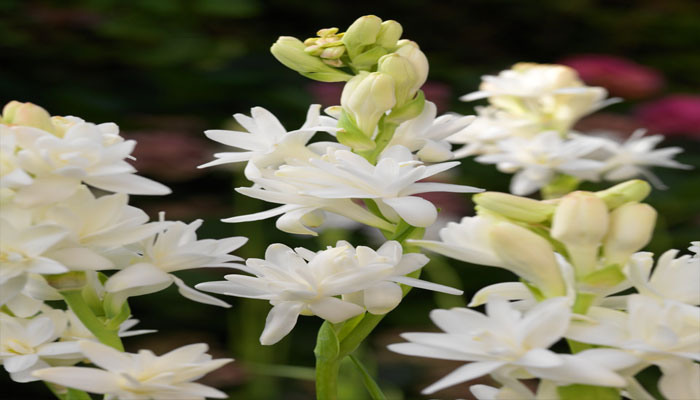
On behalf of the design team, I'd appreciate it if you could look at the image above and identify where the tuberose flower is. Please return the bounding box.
[34,340,231,399]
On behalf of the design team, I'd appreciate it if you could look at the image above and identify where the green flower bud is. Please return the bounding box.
[2,101,56,133]
[603,202,657,266]
[378,53,420,106]
[474,191,555,223]
[551,192,609,277]
[489,222,567,298]
[376,20,403,48]
[394,40,428,96]
[595,179,651,209]
[342,15,382,59]
[271,36,352,82]
[341,71,396,136]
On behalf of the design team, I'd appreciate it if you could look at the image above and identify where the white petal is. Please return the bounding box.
[104,263,172,294]
[309,297,365,323]
[84,173,170,195]
[469,282,532,307]
[259,302,303,345]
[171,275,230,308]
[4,354,39,373]
[382,196,437,227]
[422,361,505,394]
[362,282,403,314]
[45,247,114,270]
[79,340,133,371]
[33,367,121,394]
[391,276,463,295]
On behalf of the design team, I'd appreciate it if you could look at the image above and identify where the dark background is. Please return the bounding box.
[2,0,699,398]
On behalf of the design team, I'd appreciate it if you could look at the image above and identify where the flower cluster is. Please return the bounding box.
[197,240,461,345]
[450,63,691,195]
[391,180,699,398]
[1,102,237,398]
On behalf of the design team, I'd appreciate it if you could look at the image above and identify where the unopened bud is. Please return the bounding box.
[341,71,396,136]
[603,202,657,266]
[489,222,567,298]
[378,53,420,106]
[342,15,382,59]
[595,179,651,210]
[394,40,428,96]
[376,20,403,49]
[2,101,56,133]
[474,191,555,223]
[271,36,352,82]
[551,192,609,276]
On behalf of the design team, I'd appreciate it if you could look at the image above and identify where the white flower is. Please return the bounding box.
[33,340,231,400]
[626,250,700,305]
[200,104,336,176]
[476,131,604,195]
[656,358,700,400]
[227,162,394,236]
[42,186,169,250]
[0,127,32,190]
[105,220,247,308]
[196,241,460,345]
[0,219,70,292]
[384,101,475,162]
[0,311,82,382]
[594,129,692,188]
[460,63,613,131]
[462,63,587,100]
[446,106,540,158]
[388,297,636,394]
[408,216,501,267]
[275,145,482,227]
[566,294,700,363]
[335,240,462,314]
[10,119,169,206]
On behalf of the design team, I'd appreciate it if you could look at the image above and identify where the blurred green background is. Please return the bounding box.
[2,0,699,399]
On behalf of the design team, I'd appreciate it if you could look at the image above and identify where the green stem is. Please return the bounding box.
[349,354,387,400]
[61,290,124,351]
[359,119,399,164]
[315,357,341,400]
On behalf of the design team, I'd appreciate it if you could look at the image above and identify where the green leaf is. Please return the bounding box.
[66,388,92,400]
[557,384,620,400]
[349,355,387,400]
[314,321,340,362]
[336,313,365,342]
[351,45,388,70]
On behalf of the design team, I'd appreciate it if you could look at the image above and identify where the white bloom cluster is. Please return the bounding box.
[397,184,700,398]
[1,102,241,395]
[35,341,232,400]
[197,240,462,345]
[200,102,480,235]
[451,63,691,195]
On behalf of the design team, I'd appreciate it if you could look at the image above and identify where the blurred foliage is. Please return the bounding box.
[1,0,698,399]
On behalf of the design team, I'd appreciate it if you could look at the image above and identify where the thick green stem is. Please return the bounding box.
[359,120,399,164]
[61,290,124,351]
[315,357,341,400]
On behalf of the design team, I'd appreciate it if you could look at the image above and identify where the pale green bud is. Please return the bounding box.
[376,20,403,48]
[489,222,567,298]
[341,71,396,136]
[595,179,652,209]
[342,15,382,59]
[351,46,389,71]
[271,36,352,82]
[603,202,657,266]
[2,101,56,133]
[378,53,420,106]
[394,40,429,96]
[551,192,609,277]
[45,271,87,291]
[474,191,555,223]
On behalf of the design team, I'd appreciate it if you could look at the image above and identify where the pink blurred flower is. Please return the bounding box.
[560,54,664,99]
[575,112,641,136]
[637,95,700,138]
